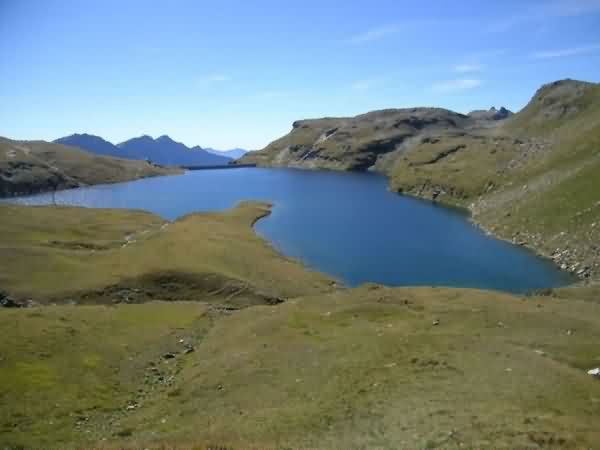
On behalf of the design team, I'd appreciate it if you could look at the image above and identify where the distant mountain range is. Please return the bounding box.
[54,134,247,166]
[0,137,177,197]
[204,148,248,159]
[467,106,513,121]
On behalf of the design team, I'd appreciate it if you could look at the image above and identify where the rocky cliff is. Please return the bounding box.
[239,108,484,171]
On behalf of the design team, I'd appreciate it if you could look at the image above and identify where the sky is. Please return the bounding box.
[1,0,599,150]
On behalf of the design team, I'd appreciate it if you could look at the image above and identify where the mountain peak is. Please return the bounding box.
[156,135,175,143]
[53,133,119,156]
[510,79,598,127]
[467,106,513,121]
[56,132,235,165]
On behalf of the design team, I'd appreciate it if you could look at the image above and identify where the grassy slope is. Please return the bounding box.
[0,202,334,304]
[390,80,600,280]
[2,287,600,449]
[0,137,179,197]
[0,302,212,448]
[1,204,600,449]
[117,286,600,450]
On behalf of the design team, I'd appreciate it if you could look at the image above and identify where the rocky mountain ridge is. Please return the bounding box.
[468,106,513,121]
[240,107,479,171]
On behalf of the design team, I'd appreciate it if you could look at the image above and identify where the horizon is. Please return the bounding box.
[1,0,600,150]
[56,132,246,152]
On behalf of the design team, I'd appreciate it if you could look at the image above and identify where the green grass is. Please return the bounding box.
[1,202,600,448]
[0,202,334,304]
[0,301,211,449]
[3,286,600,449]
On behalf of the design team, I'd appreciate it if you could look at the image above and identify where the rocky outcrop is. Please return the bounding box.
[239,108,474,171]
[468,106,513,121]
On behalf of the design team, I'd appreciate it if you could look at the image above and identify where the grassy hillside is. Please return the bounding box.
[1,202,600,448]
[389,80,600,281]
[0,137,179,197]
[238,79,600,282]
[0,202,334,306]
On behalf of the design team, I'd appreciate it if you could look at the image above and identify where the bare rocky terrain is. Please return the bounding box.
[240,107,478,171]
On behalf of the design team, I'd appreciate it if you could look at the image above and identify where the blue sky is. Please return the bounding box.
[1,0,599,150]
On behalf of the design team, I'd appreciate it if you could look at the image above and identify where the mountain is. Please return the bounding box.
[54,134,231,166]
[238,108,474,171]
[388,80,600,280]
[0,137,178,197]
[238,79,600,282]
[467,106,513,121]
[205,147,248,159]
[117,135,230,166]
[54,133,122,157]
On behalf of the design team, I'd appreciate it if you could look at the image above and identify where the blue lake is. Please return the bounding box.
[6,168,574,293]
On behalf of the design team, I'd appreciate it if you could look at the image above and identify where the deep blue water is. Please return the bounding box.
[6,168,573,293]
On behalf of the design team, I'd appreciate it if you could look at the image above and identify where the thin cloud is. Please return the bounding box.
[489,0,600,32]
[346,25,400,44]
[431,79,482,94]
[249,91,296,100]
[453,64,484,74]
[532,43,600,59]
[351,78,383,90]
[196,74,231,86]
[546,0,600,16]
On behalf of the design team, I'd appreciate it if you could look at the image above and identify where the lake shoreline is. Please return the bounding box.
[250,163,587,286]
[388,188,585,287]
[5,167,573,292]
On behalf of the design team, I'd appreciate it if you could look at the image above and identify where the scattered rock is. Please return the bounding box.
[432,319,440,326]
[75,415,89,426]
[162,352,176,360]
[0,292,22,308]
[588,368,600,378]
[183,345,195,355]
